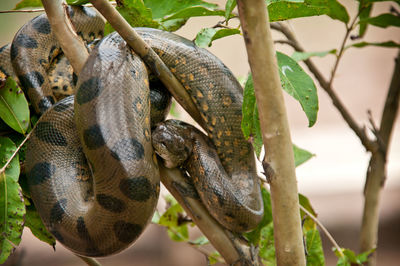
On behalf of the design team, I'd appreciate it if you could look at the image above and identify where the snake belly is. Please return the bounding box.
[135,28,264,232]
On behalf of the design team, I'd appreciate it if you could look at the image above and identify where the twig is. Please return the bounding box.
[236,1,306,265]
[272,22,377,152]
[0,130,33,175]
[89,0,207,131]
[299,205,344,258]
[328,14,359,87]
[75,255,102,266]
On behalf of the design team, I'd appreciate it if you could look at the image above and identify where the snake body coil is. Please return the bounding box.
[1,6,263,257]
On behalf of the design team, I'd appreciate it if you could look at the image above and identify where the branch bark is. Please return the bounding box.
[236,1,306,265]
[89,0,207,131]
[360,50,400,266]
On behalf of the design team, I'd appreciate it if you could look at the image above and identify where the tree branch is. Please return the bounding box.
[236,1,306,265]
[273,22,376,152]
[158,163,259,266]
[41,0,89,75]
[89,0,207,131]
[360,50,400,265]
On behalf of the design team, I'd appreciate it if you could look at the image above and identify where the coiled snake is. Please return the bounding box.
[0,6,263,257]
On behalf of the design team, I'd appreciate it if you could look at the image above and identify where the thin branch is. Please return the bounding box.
[273,22,377,152]
[75,255,102,266]
[237,1,306,265]
[328,15,359,87]
[0,130,33,175]
[89,0,207,131]
[299,205,344,258]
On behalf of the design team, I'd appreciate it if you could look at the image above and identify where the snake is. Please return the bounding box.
[0,6,264,257]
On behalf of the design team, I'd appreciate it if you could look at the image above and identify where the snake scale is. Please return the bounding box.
[0,6,263,257]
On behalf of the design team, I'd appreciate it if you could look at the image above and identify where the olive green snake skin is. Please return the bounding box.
[0,6,263,257]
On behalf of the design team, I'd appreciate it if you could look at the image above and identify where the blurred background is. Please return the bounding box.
[1,0,399,265]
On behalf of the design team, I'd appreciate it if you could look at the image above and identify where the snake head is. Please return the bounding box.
[152,120,193,168]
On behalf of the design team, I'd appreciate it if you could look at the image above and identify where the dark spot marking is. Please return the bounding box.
[77,217,91,240]
[96,194,126,213]
[10,44,18,60]
[52,86,59,91]
[225,212,235,219]
[62,85,68,91]
[35,121,67,146]
[76,77,102,105]
[0,44,7,54]
[85,245,101,256]
[38,96,55,114]
[14,33,38,49]
[120,176,152,202]
[113,221,142,243]
[50,198,67,224]
[28,162,56,185]
[171,181,199,199]
[239,223,248,230]
[111,138,144,161]
[32,16,51,34]
[72,72,78,86]
[18,71,44,89]
[50,229,64,242]
[83,124,105,150]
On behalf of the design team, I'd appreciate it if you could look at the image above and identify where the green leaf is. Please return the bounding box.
[346,41,400,49]
[190,235,209,245]
[14,0,42,9]
[143,0,219,31]
[25,204,55,247]
[0,137,24,264]
[277,52,319,127]
[244,188,273,245]
[144,0,217,19]
[291,49,337,61]
[225,0,237,21]
[195,28,241,48]
[241,74,263,157]
[333,247,374,265]
[158,196,188,242]
[0,78,30,134]
[359,13,400,28]
[259,222,276,265]
[299,193,317,231]
[305,228,325,265]
[267,0,350,23]
[208,251,221,265]
[105,0,160,35]
[163,6,225,21]
[355,248,375,264]
[66,0,90,5]
[293,144,314,167]
[358,3,372,37]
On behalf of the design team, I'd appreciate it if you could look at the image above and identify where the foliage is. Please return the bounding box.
[2,0,400,264]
